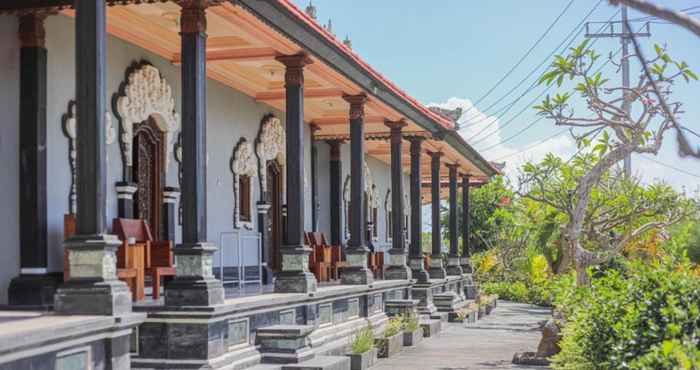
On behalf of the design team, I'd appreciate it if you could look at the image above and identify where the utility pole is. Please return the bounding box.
[585,6,651,178]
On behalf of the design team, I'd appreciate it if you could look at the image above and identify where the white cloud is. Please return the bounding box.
[428,97,577,182]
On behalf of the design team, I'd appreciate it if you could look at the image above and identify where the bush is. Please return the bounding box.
[383,316,403,338]
[629,339,700,369]
[552,260,700,370]
[402,314,420,333]
[350,325,375,354]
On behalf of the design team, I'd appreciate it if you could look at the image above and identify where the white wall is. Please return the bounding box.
[0,16,21,304]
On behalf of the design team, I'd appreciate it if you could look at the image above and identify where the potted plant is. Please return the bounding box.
[402,314,422,346]
[375,315,403,358]
[345,325,377,370]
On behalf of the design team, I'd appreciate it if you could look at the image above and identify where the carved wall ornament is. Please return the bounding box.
[174,133,183,225]
[255,114,285,194]
[62,100,116,214]
[115,62,179,171]
[231,138,258,230]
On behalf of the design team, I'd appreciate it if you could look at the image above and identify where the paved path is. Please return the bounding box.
[371,301,551,370]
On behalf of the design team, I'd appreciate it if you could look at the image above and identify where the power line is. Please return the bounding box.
[470,0,605,118]
[478,46,623,152]
[466,9,622,144]
[459,0,576,118]
[640,155,700,179]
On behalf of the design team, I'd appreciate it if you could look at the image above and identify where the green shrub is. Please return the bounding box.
[383,316,403,338]
[552,260,700,370]
[350,325,375,354]
[629,339,700,369]
[402,313,420,333]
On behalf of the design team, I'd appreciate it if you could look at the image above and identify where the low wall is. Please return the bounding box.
[132,280,411,369]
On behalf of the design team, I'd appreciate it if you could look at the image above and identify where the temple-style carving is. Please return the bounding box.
[62,101,116,214]
[344,93,368,120]
[231,138,258,230]
[256,114,285,194]
[115,63,179,171]
[18,12,48,48]
[179,0,208,34]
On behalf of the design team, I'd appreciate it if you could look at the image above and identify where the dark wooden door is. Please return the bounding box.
[267,161,283,272]
[132,118,164,239]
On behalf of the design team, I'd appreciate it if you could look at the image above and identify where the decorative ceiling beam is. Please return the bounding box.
[172,47,279,64]
[255,88,343,102]
[0,0,226,14]
[315,130,431,141]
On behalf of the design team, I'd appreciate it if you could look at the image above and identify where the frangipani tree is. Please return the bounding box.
[519,153,693,285]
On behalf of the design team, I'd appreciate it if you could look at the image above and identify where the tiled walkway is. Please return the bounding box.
[372,301,552,370]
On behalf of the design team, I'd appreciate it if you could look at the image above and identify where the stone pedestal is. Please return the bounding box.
[340,249,374,285]
[445,255,463,276]
[165,242,224,306]
[384,250,412,280]
[411,283,436,316]
[409,257,430,284]
[275,244,317,293]
[256,325,315,364]
[55,234,132,315]
[8,273,60,307]
[385,299,418,318]
[460,256,473,273]
[428,255,446,280]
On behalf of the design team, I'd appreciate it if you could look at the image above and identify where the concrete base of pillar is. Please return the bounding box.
[409,257,430,284]
[384,265,412,280]
[8,273,60,307]
[428,267,446,279]
[340,267,374,285]
[340,249,374,285]
[55,279,132,315]
[165,278,225,306]
[274,271,318,293]
[55,234,132,315]
[445,265,464,276]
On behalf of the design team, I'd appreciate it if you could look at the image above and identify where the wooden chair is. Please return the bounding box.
[375,252,385,280]
[112,218,175,300]
[63,214,138,299]
[329,245,346,280]
[308,232,331,283]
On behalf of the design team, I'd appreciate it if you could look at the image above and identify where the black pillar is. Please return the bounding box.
[445,164,463,276]
[461,175,473,273]
[408,137,429,283]
[162,187,180,242]
[428,151,446,279]
[340,94,373,285]
[8,12,59,307]
[165,0,224,307]
[273,53,317,293]
[55,0,131,315]
[384,120,411,280]
[115,181,137,219]
[327,140,344,246]
[310,124,320,232]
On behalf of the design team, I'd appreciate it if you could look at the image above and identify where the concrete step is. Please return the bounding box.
[246,365,282,370]
[281,355,350,370]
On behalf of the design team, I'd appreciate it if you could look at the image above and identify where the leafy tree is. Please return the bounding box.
[531,41,696,285]
[520,152,693,284]
[440,176,514,254]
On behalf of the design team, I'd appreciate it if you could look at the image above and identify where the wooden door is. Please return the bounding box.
[132,118,164,240]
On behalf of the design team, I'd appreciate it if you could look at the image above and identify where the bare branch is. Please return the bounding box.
[609,0,700,38]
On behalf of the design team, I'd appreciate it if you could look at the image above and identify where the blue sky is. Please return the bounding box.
[293,0,700,194]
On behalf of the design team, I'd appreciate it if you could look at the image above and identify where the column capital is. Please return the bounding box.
[309,122,321,133]
[446,162,460,170]
[179,0,208,34]
[384,118,408,131]
[18,11,48,48]
[428,150,444,159]
[326,139,345,160]
[276,53,313,87]
[343,93,368,120]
